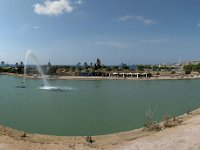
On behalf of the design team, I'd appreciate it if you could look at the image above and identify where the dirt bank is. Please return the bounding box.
[0,108,199,149]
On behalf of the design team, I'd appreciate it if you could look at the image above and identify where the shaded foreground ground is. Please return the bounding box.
[0,109,200,149]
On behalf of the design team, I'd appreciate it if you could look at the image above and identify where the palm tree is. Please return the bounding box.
[20,61,24,67]
[96,58,101,69]
[15,62,19,67]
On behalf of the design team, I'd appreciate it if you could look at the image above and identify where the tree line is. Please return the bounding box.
[183,63,200,74]
[0,58,182,76]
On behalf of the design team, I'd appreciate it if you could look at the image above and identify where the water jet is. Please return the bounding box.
[24,50,48,87]
[23,50,71,92]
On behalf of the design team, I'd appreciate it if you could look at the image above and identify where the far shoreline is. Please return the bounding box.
[1,72,200,81]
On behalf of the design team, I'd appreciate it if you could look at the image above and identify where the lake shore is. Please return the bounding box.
[0,107,199,149]
[1,72,200,81]
[1,73,200,149]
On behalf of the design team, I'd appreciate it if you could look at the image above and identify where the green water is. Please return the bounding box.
[0,75,200,136]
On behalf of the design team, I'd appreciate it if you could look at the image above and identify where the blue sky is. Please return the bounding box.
[1,0,200,65]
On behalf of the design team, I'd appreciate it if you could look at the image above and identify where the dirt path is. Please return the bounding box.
[112,114,200,150]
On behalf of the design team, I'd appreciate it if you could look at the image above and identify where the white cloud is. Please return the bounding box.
[197,22,200,27]
[141,39,168,44]
[89,41,133,48]
[23,24,29,28]
[75,0,82,5]
[135,16,144,21]
[23,24,40,30]
[33,26,40,29]
[144,19,155,25]
[118,15,155,25]
[118,15,133,21]
[34,0,74,16]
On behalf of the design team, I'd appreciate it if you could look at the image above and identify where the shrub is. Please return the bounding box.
[171,71,176,74]
[86,136,94,143]
[144,108,161,131]
[185,70,191,74]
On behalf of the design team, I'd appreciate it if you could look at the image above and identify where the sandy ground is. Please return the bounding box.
[115,114,200,150]
[0,109,199,149]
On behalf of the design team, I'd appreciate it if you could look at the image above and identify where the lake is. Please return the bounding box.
[0,75,200,136]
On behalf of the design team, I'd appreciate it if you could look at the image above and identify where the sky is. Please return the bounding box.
[1,0,200,65]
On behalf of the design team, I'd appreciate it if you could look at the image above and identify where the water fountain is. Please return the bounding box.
[24,50,48,87]
[23,50,73,91]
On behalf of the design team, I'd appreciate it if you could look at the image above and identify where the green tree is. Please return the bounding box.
[193,63,200,72]
[121,63,129,69]
[136,65,145,71]
[96,58,101,69]
[84,62,89,70]
[112,66,119,70]
[20,61,24,67]
[183,64,194,73]
[152,65,160,71]
[76,62,82,71]
[15,62,19,67]
[90,62,93,68]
